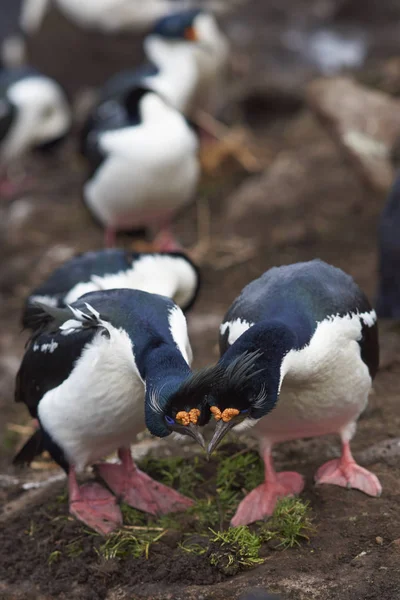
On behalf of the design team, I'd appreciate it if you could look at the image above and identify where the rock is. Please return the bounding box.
[357,437,400,466]
[224,116,365,243]
[376,536,384,545]
[391,539,400,552]
[307,77,400,193]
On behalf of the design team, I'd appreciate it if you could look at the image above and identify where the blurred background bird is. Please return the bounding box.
[0,64,70,198]
[22,248,200,328]
[376,171,400,319]
[143,9,229,119]
[80,82,200,249]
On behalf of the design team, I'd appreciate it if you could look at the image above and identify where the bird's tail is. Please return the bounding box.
[13,429,44,466]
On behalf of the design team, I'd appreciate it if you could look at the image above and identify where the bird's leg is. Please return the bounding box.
[231,445,304,527]
[95,447,193,515]
[315,425,382,497]
[0,164,33,199]
[104,226,117,248]
[68,465,122,535]
[152,218,182,252]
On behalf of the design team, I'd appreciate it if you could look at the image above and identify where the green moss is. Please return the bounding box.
[97,528,166,560]
[216,451,263,518]
[2,429,19,451]
[139,456,204,499]
[187,498,221,531]
[120,504,149,526]
[42,449,315,569]
[48,550,62,565]
[208,526,263,575]
[179,535,209,556]
[260,497,315,548]
[65,539,84,558]
[56,490,68,504]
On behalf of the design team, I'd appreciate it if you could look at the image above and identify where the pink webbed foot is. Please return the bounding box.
[95,460,193,516]
[69,481,123,535]
[231,471,304,527]
[315,459,382,497]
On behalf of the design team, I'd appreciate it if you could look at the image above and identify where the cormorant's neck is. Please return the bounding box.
[144,35,198,112]
[142,344,192,438]
[219,320,297,418]
[140,343,191,392]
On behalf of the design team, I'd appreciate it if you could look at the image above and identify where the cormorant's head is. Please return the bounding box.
[2,73,71,161]
[206,350,270,455]
[145,363,226,449]
[152,9,204,42]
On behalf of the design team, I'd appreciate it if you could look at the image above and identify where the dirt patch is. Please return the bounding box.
[1,430,400,600]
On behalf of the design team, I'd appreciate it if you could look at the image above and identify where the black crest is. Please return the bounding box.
[213,350,266,412]
[167,362,227,424]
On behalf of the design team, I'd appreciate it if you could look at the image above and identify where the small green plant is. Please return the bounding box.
[179,536,209,556]
[48,550,62,565]
[208,526,263,575]
[120,504,149,526]
[216,451,264,518]
[25,520,36,537]
[260,497,315,548]
[186,497,220,531]
[65,539,84,558]
[56,490,68,504]
[97,528,166,560]
[139,456,204,499]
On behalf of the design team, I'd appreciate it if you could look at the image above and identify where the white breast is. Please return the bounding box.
[252,312,375,444]
[144,36,200,115]
[38,326,145,470]
[84,99,199,229]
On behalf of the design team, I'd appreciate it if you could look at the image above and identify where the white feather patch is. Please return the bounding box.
[168,305,193,365]
[220,318,254,346]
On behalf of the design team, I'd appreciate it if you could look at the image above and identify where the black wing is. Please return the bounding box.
[15,326,96,418]
[22,249,134,328]
[16,303,109,416]
[220,260,379,378]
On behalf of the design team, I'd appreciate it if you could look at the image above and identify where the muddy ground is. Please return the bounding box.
[2,1,400,599]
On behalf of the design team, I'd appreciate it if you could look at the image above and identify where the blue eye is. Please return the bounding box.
[241,409,249,414]
[165,415,175,425]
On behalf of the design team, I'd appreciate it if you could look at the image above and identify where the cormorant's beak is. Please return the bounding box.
[186,423,206,449]
[169,422,205,450]
[207,419,236,456]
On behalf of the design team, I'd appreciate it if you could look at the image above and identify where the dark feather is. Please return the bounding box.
[13,429,44,466]
[0,97,15,142]
[16,301,111,417]
[214,350,266,413]
[167,361,226,422]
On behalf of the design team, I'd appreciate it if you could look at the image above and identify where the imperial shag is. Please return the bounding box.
[14,289,222,534]
[207,260,381,526]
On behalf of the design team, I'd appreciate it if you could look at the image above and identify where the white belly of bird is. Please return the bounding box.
[84,123,200,229]
[38,328,145,471]
[244,314,373,446]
